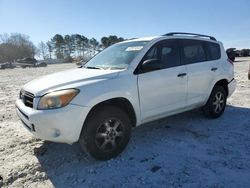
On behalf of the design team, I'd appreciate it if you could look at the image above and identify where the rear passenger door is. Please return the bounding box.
[180,39,221,107]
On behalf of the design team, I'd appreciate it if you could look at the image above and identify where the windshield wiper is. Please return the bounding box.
[83,66,125,70]
[84,66,101,69]
[109,67,125,70]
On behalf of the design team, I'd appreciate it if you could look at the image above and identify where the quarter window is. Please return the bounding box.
[205,42,221,60]
[144,46,158,60]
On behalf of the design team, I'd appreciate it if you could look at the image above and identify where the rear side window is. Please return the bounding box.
[205,42,221,60]
[181,40,206,64]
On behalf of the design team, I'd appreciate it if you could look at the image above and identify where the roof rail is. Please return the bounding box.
[164,32,217,41]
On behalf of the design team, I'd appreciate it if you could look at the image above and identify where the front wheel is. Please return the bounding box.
[203,85,227,118]
[79,106,131,160]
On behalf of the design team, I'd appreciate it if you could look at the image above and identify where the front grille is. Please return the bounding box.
[20,90,34,108]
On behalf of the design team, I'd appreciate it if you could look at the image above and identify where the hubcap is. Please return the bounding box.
[95,119,124,152]
[212,91,225,113]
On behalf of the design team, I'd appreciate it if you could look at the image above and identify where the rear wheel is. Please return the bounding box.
[79,106,131,160]
[203,85,227,118]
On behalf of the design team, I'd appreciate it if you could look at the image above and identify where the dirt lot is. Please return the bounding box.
[0,59,250,188]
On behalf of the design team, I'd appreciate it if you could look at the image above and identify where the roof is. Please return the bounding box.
[123,32,218,43]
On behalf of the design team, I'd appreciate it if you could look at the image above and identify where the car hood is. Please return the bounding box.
[22,68,121,96]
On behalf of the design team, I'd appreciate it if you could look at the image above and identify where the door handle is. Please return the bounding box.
[177,73,187,77]
[211,67,218,72]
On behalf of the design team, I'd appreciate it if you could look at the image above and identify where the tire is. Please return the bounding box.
[79,106,132,160]
[203,85,227,118]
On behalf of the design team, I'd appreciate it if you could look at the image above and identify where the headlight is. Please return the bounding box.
[37,89,79,110]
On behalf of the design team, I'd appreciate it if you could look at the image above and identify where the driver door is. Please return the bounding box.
[137,40,188,122]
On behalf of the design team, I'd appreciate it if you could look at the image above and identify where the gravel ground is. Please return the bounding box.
[0,59,250,188]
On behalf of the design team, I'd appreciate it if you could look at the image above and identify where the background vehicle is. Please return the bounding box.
[0,62,16,69]
[17,58,37,68]
[34,61,47,67]
[226,48,236,62]
[76,59,86,66]
[16,32,236,160]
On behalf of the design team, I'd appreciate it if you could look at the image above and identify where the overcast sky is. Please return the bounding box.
[1,0,250,49]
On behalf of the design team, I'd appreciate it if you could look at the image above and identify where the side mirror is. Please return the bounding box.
[141,59,161,72]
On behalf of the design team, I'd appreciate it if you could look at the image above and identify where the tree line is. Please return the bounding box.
[40,34,124,61]
[2,33,250,64]
[0,33,125,63]
[235,49,250,57]
[0,33,36,63]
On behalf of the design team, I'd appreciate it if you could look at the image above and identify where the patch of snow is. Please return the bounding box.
[0,58,250,187]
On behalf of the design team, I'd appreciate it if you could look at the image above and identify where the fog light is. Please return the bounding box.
[52,129,60,137]
[31,124,35,131]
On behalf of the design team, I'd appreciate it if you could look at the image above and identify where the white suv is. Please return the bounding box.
[16,32,236,160]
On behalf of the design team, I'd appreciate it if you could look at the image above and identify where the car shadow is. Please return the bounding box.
[34,105,250,187]
[234,59,249,63]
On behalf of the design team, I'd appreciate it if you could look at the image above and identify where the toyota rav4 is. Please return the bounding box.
[16,32,236,160]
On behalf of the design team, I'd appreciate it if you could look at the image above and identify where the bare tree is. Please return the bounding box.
[37,41,48,60]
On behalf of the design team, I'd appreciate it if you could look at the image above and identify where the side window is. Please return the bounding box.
[160,41,180,68]
[142,40,180,69]
[181,40,206,64]
[205,42,221,60]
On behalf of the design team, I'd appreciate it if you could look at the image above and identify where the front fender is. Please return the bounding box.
[72,75,141,126]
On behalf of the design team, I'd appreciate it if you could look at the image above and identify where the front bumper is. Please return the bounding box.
[15,99,90,144]
[228,78,236,97]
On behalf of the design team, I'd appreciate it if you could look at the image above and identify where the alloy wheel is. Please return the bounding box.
[95,118,124,152]
[212,91,225,113]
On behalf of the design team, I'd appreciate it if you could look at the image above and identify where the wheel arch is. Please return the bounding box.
[213,79,229,96]
[82,97,137,131]
[204,78,229,105]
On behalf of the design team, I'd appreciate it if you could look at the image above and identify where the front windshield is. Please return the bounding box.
[84,41,148,69]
